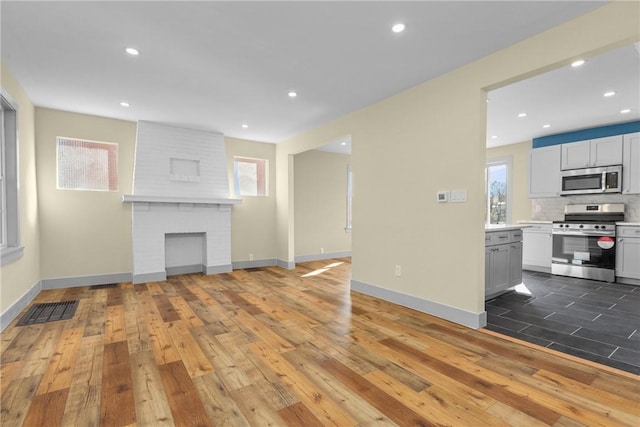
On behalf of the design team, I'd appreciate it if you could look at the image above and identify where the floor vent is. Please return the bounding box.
[16,301,79,326]
[89,283,118,290]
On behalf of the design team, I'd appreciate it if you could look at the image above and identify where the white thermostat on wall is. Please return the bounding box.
[436,191,449,203]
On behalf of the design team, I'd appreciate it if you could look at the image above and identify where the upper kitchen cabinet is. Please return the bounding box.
[560,135,623,170]
[623,132,640,194]
[528,145,561,198]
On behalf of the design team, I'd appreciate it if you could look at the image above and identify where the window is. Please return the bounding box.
[486,157,512,225]
[56,137,118,191]
[345,164,353,232]
[1,91,23,265]
[233,156,268,197]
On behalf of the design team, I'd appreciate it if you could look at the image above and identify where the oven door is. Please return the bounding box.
[551,230,616,281]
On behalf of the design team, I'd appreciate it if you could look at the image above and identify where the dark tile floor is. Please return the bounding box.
[485,271,640,375]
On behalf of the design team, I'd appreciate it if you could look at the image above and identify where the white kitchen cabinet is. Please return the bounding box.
[622,132,640,195]
[485,229,523,298]
[616,225,640,285]
[522,223,552,273]
[528,145,561,198]
[561,135,623,170]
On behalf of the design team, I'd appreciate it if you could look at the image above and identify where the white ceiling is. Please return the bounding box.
[487,42,640,148]
[3,1,625,149]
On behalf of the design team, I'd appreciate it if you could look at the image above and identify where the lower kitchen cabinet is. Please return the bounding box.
[522,223,552,273]
[486,244,510,296]
[485,228,523,299]
[509,241,523,286]
[616,225,640,285]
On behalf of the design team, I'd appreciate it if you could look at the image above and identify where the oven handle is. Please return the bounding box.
[552,230,616,237]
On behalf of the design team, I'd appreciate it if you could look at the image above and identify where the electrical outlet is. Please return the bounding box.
[249,253,254,261]
[395,265,402,277]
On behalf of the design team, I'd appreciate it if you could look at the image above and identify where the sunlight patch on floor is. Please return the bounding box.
[301,261,345,277]
[513,283,532,295]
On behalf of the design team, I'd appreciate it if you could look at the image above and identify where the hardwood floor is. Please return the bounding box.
[1,258,639,426]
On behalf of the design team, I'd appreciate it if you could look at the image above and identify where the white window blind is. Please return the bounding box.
[57,137,118,191]
[233,156,268,196]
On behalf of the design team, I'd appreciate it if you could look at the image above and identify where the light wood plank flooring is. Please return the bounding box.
[1,258,638,426]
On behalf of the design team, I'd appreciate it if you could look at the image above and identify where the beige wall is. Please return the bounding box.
[275,2,640,321]
[0,64,40,314]
[225,137,277,263]
[34,113,278,279]
[35,108,137,279]
[486,140,532,223]
[294,150,351,257]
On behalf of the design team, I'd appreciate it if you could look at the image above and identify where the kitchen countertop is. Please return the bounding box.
[485,224,530,232]
[517,220,553,224]
[617,222,640,226]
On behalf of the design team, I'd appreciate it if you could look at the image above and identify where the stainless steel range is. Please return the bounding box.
[551,204,624,282]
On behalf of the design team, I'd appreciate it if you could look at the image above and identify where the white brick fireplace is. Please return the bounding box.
[123,121,240,284]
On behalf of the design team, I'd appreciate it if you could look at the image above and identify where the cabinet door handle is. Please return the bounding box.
[618,238,624,242]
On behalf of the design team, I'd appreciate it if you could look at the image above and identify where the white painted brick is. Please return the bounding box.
[130,121,233,279]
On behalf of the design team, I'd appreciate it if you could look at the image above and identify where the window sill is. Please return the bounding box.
[1,245,24,266]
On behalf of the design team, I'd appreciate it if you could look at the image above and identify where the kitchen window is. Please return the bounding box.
[1,91,23,265]
[57,137,118,191]
[486,156,512,225]
[233,156,268,197]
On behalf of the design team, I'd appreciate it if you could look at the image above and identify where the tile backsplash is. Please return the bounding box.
[531,194,640,222]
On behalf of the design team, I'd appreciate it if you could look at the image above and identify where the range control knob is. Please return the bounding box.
[601,225,606,230]
[579,225,584,229]
[594,225,599,229]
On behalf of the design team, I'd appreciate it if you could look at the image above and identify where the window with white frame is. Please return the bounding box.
[56,137,118,191]
[485,156,512,225]
[345,164,353,232]
[1,91,23,265]
[233,156,268,197]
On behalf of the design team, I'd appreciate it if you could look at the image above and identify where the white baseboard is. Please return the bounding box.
[204,264,233,275]
[42,272,132,289]
[277,259,295,269]
[351,279,487,329]
[232,259,277,269]
[295,251,352,263]
[1,280,42,331]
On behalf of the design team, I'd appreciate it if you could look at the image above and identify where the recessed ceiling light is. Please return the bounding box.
[621,108,632,114]
[491,135,498,139]
[392,23,405,33]
[288,91,297,98]
[571,59,585,67]
[603,91,616,97]
[517,112,527,118]
[120,101,130,107]
[241,124,248,129]
[543,124,551,128]
[125,47,139,56]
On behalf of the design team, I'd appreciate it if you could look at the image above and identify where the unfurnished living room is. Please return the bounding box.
[1,2,639,426]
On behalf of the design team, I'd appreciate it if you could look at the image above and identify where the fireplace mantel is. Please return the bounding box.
[122,194,242,205]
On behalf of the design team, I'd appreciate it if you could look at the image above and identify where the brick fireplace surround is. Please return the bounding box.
[123,121,240,284]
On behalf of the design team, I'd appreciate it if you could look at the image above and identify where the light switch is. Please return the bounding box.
[450,189,467,203]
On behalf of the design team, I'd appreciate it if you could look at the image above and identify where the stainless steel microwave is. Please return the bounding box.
[560,165,622,196]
